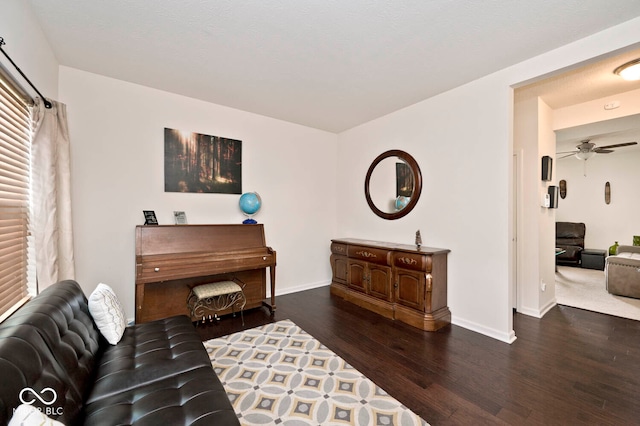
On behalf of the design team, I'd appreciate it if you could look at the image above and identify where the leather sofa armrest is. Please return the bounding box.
[616,245,640,255]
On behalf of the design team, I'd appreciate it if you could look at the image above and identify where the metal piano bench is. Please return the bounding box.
[187,280,246,325]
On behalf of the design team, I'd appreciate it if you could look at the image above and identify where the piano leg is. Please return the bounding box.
[262,265,277,315]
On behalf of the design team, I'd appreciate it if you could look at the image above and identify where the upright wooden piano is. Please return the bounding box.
[135,224,276,323]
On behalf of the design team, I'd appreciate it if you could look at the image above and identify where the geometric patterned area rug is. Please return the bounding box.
[204,319,429,425]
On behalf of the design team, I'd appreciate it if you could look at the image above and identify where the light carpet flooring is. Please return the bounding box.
[204,319,428,426]
[555,265,640,321]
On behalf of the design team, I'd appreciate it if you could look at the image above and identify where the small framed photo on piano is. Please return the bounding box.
[174,211,187,225]
[143,210,158,225]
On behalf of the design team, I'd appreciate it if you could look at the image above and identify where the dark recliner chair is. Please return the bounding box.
[556,222,586,266]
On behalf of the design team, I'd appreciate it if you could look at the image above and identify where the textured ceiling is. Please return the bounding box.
[516,47,640,155]
[27,0,640,132]
[515,47,640,110]
[554,114,640,156]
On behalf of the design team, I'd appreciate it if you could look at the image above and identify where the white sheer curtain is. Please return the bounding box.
[31,98,75,290]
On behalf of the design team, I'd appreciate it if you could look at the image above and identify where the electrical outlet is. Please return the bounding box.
[604,101,620,110]
[541,280,547,291]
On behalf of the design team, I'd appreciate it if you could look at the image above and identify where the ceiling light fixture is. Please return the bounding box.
[613,58,640,81]
[575,150,595,160]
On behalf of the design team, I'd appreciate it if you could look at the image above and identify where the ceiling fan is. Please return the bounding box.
[557,139,638,160]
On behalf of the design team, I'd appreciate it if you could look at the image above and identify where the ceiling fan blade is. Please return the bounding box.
[594,149,613,154]
[558,153,575,159]
[556,150,578,155]
[594,141,638,150]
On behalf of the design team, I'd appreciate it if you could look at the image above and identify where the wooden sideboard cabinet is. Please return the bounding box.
[330,238,450,331]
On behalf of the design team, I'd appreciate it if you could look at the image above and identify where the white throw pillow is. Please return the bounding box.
[88,283,126,345]
[8,404,65,426]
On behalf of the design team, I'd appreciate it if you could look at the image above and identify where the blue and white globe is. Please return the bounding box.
[395,196,410,211]
[239,192,262,224]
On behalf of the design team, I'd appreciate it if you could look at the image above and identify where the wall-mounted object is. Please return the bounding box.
[605,182,611,204]
[559,179,567,199]
[633,236,640,246]
[541,155,553,181]
[0,37,53,108]
[164,127,242,194]
[365,150,422,220]
[547,186,559,208]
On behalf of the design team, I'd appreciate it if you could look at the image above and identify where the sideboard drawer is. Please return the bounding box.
[393,252,430,272]
[331,242,348,256]
[348,245,390,266]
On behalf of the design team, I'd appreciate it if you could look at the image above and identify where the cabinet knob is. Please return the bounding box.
[154,267,160,272]
[263,256,267,260]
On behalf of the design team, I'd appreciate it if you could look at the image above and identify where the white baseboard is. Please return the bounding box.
[267,280,330,297]
[268,282,522,344]
[452,315,517,344]
[518,298,557,319]
[539,298,557,317]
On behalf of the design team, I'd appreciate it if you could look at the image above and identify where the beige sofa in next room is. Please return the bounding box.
[606,245,640,299]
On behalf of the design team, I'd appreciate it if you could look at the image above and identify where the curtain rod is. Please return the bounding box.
[0,37,52,109]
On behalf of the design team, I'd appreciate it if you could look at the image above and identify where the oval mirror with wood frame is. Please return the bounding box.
[364,149,422,220]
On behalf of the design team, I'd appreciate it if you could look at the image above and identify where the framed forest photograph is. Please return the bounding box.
[396,161,414,197]
[164,128,242,194]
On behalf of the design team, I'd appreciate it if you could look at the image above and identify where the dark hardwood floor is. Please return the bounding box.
[196,287,640,425]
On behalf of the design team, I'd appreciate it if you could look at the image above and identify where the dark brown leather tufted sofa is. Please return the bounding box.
[556,222,586,266]
[0,280,240,425]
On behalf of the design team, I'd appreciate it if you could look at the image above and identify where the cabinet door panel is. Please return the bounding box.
[395,269,425,311]
[369,265,392,301]
[331,255,348,284]
[348,261,367,293]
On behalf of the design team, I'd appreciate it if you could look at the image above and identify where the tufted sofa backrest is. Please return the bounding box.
[0,280,103,425]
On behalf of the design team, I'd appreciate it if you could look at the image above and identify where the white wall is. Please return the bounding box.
[58,67,338,319]
[514,96,541,317]
[556,151,640,250]
[513,96,557,318]
[7,0,640,342]
[337,75,516,342]
[554,88,640,253]
[513,59,640,322]
[337,17,640,343]
[554,88,640,130]
[0,0,59,99]
[537,101,557,313]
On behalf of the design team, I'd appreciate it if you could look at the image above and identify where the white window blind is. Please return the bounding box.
[0,72,31,320]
